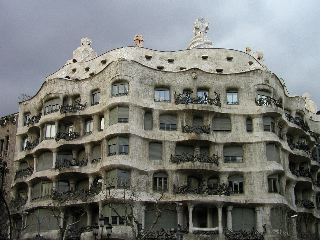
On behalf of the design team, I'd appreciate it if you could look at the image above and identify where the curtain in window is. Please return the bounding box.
[212,117,231,131]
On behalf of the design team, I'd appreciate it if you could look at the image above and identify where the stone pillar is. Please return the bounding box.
[102,171,107,191]
[207,207,213,228]
[227,206,233,230]
[60,210,65,229]
[89,174,94,188]
[218,205,223,236]
[176,204,184,227]
[33,156,38,173]
[141,205,146,230]
[101,138,107,162]
[291,217,298,240]
[86,206,92,226]
[255,207,263,232]
[317,221,320,239]
[55,121,59,135]
[85,143,92,165]
[52,149,57,169]
[27,182,32,203]
[253,116,263,132]
[153,109,159,130]
[188,204,194,233]
[93,114,100,132]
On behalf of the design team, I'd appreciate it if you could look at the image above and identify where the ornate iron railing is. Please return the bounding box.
[224,228,264,240]
[255,96,282,108]
[139,228,179,240]
[171,153,219,165]
[291,169,312,179]
[0,113,17,127]
[288,141,311,155]
[285,113,310,132]
[55,158,88,170]
[24,139,39,151]
[296,200,315,209]
[193,230,219,235]
[55,131,80,141]
[26,113,42,126]
[173,183,230,196]
[60,102,87,114]
[182,125,210,134]
[174,91,221,107]
[14,167,33,180]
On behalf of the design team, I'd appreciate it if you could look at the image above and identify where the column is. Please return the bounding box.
[207,207,213,228]
[176,204,184,227]
[227,206,233,230]
[33,156,38,173]
[255,207,263,232]
[60,210,65,229]
[188,204,194,233]
[52,149,57,169]
[85,143,92,165]
[252,116,263,132]
[101,138,107,162]
[89,174,94,189]
[141,205,146,230]
[86,206,92,226]
[291,217,298,240]
[52,177,57,191]
[218,205,223,236]
[93,114,100,132]
[27,182,32,203]
[153,109,159,130]
[317,221,320,239]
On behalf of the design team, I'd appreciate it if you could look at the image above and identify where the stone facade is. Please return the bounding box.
[11,18,320,240]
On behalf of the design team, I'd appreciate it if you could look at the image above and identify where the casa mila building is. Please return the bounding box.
[10,18,320,240]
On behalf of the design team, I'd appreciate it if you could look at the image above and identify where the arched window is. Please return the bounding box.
[153,172,168,192]
[109,106,129,125]
[112,81,129,96]
[43,98,60,115]
[159,114,177,131]
[228,175,244,194]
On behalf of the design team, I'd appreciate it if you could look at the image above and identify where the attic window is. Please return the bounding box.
[157,66,164,70]
[248,61,253,65]
[168,59,174,63]
[145,55,152,60]
[226,56,233,61]
[101,59,107,64]
[216,69,223,73]
[202,55,208,60]
[180,67,186,70]
[85,67,90,72]
[89,72,95,77]
[72,68,77,73]
[72,59,77,63]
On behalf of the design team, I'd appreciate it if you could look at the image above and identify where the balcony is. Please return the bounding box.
[171,153,219,166]
[25,113,42,126]
[288,141,311,155]
[60,101,86,114]
[174,91,221,107]
[55,158,88,170]
[291,168,312,179]
[15,167,33,180]
[255,96,282,108]
[173,183,230,196]
[295,199,315,209]
[55,131,80,141]
[182,125,210,134]
[10,196,27,212]
[285,113,310,132]
[0,113,17,127]
[24,139,39,151]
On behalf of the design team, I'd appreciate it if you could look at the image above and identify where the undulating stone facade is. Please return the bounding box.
[11,18,320,240]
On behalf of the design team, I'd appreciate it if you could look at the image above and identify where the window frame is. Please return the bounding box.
[153,172,168,192]
[154,87,170,102]
[226,89,239,105]
[91,90,100,106]
[112,82,129,97]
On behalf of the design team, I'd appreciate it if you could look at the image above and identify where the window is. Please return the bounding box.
[263,116,275,132]
[91,90,100,105]
[37,151,53,171]
[23,112,31,126]
[153,172,168,192]
[100,117,105,131]
[43,98,60,115]
[207,177,219,189]
[246,117,253,132]
[193,116,203,127]
[112,82,129,96]
[44,124,56,139]
[22,136,28,151]
[212,116,231,131]
[227,90,239,105]
[312,145,320,162]
[268,175,280,193]
[154,88,170,102]
[102,204,131,226]
[57,181,69,193]
[159,114,177,131]
[266,143,280,162]
[257,89,271,102]
[228,175,244,194]
[149,142,162,160]
[144,111,153,130]
[106,169,131,189]
[107,136,129,156]
[223,145,243,163]
[232,208,255,231]
[85,119,93,134]
[0,139,4,156]
[197,89,209,99]
[175,144,194,156]
[32,181,52,200]
[109,106,129,125]
[187,176,201,190]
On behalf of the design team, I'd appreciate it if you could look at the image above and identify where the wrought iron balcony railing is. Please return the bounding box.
[182,125,210,134]
[15,167,33,180]
[24,139,39,151]
[291,169,312,179]
[55,131,80,141]
[55,158,88,170]
[0,113,17,127]
[173,183,230,196]
[255,96,283,108]
[296,199,315,209]
[224,228,264,240]
[171,153,219,166]
[26,113,42,126]
[174,91,221,107]
[288,141,311,155]
[285,113,310,132]
[60,101,87,114]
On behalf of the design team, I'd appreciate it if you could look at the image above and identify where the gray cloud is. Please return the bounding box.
[0,0,319,115]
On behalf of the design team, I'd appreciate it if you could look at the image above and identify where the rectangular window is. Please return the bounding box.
[23,112,31,126]
[112,82,129,96]
[197,89,209,99]
[149,142,162,160]
[263,116,275,132]
[44,124,56,139]
[117,170,130,188]
[100,117,105,131]
[268,177,279,193]
[212,117,232,131]
[85,120,93,134]
[144,111,153,130]
[108,137,129,156]
[91,90,100,105]
[109,106,129,125]
[0,139,4,156]
[227,90,239,105]
[159,114,177,131]
[153,176,168,191]
[154,88,170,102]
[229,180,244,194]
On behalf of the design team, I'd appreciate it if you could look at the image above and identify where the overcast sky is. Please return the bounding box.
[0,0,319,116]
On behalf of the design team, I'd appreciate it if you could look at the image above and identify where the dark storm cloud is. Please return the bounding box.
[0,0,319,115]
